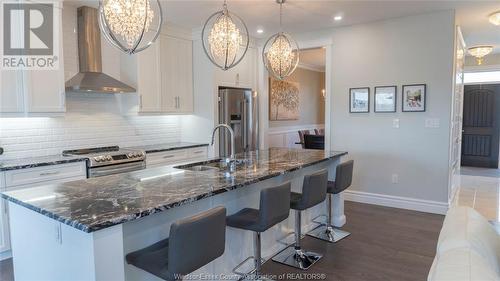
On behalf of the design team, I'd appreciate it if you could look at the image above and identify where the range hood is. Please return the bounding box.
[65,6,135,94]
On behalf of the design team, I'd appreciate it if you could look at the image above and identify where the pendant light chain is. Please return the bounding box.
[279,2,283,32]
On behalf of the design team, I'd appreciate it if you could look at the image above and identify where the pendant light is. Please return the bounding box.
[202,0,250,70]
[98,0,163,55]
[468,46,494,65]
[263,0,299,80]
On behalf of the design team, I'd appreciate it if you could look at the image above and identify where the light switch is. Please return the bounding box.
[392,119,400,128]
[392,174,399,184]
[425,118,440,128]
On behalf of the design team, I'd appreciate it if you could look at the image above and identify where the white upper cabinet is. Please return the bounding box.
[0,1,66,114]
[0,71,24,113]
[136,42,162,113]
[135,30,194,114]
[215,46,256,89]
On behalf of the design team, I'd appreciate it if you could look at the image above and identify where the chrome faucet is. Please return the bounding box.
[210,124,236,172]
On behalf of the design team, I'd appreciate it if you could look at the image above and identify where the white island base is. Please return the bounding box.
[8,158,346,281]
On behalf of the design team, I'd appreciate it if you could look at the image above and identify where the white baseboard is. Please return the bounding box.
[0,250,12,261]
[343,190,449,215]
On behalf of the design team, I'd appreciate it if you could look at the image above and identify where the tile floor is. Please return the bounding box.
[455,166,500,222]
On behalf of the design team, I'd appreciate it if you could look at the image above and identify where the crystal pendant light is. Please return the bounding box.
[98,0,163,55]
[468,46,494,65]
[202,0,249,70]
[263,0,299,80]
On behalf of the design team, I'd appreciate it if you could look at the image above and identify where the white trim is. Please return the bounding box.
[268,124,325,135]
[297,63,325,73]
[343,190,449,215]
[0,250,11,261]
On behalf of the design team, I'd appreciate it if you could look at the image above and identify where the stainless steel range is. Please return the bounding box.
[63,146,146,178]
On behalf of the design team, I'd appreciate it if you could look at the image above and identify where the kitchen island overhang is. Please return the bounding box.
[3,148,347,281]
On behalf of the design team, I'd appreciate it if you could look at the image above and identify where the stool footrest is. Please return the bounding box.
[271,246,322,270]
[232,256,266,278]
[306,225,351,243]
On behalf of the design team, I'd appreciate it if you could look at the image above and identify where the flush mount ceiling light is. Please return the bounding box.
[489,11,500,26]
[98,0,163,55]
[263,0,299,80]
[201,0,249,71]
[333,15,342,21]
[468,46,494,65]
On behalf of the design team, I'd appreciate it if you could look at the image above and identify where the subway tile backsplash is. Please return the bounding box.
[0,97,181,160]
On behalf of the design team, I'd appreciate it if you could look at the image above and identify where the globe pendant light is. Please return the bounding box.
[263,0,299,80]
[98,0,163,55]
[202,0,250,70]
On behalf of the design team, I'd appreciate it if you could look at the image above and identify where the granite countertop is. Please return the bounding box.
[0,155,88,172]
[0,142,208,171]
[1,148,347,233]
[127,142,209,154]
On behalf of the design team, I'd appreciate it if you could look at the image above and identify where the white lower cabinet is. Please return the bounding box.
[146,147,208,168]
[0,161,87,259]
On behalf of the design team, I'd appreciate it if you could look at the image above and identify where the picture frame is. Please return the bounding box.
[349,87,370,113]
[402,84,426,112]
[374,86,397,113]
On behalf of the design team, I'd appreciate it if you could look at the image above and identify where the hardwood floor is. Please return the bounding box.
[0,201,443,281]
[261,201,444,281]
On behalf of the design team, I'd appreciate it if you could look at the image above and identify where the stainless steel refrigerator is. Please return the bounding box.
[218,87,259,157]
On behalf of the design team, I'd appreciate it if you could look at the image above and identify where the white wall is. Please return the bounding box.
[329,10,455,206]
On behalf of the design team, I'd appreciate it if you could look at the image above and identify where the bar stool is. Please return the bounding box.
[272,169,329,270]
[308,160,354,243]
[126,206,226,281]
[227,182,291,280]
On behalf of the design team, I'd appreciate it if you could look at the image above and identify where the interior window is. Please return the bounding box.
[464,71,500,84]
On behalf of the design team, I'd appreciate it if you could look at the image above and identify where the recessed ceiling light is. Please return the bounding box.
[257,28,264,34]
[334,15,342,21]
[489,11,500,26]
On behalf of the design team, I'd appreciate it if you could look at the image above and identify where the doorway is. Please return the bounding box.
[266,47,327,150]
[461,84,500,168]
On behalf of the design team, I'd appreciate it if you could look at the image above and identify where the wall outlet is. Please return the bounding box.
[392,119,400,128]
[391,174,399,184]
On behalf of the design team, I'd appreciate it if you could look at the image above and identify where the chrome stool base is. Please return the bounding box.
[307,225,351,243]
[271,246,322,270]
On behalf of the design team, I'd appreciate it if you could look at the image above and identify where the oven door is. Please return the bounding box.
[88,161,146,178]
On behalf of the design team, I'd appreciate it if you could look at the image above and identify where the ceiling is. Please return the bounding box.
[299,48,326,72]
[158,0,500,52]
[67,1,500,54]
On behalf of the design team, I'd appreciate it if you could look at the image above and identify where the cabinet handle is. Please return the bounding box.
[163,155,175,159]
[40,171,60,176]
[236,73,240,85]
[193,151,204,154]
[139,95,143,109]
[177,96,180,109]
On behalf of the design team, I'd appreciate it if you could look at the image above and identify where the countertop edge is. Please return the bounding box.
[142,143,209,154]
[0,157,88,172]
[1,151,347,233]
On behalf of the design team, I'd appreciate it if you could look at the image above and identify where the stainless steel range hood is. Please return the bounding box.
[65,6,135,94]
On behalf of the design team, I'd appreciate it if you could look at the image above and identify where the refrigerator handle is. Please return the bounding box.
[242,99,248,152]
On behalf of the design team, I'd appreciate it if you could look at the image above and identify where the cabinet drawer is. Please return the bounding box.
[146,150,189,166]
[186,147,208,160]
[5,162,87,188]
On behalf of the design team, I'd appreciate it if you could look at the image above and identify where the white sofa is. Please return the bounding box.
[428,206,500,281]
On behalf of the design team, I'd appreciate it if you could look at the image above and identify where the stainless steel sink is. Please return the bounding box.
[181,165,219,172]
[175,158,253,173]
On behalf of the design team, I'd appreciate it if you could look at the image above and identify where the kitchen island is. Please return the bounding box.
[2,148,347,281]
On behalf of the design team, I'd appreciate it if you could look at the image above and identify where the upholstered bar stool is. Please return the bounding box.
[308,160,354,243]
[126,206,226,281]
[227,182,291,280]
[272,169,329,270]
